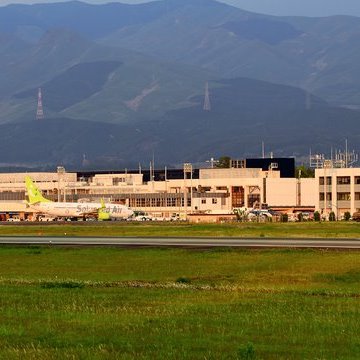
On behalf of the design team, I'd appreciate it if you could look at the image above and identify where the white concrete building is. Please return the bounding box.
[315,167,360,218]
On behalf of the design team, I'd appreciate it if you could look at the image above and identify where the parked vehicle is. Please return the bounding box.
[352,212,360,222]
[38,216,56,222]
[134,215,153,221]
[248,210,273,221]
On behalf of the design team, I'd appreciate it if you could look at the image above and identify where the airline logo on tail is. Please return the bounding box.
[25,176,52,205]
[98,198,111,221]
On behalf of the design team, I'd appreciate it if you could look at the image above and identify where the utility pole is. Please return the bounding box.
[57,166,65,202]
[296,169,301,206]
[183,163,193,218]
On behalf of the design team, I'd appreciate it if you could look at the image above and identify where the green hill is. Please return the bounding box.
[98,0,360,108]
[0,0,360,167]
[0,79,358,168]
[0,28,214,125]
[3,0,360,106]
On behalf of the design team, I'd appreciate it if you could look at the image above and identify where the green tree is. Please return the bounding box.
[233,208,248,222]
[314,211,321,222]
[344,211,351,221]
[329,211,336,221]
[216,156,231,168]
[295,165,315,178]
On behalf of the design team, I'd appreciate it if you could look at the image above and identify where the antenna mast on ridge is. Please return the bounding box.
[203,82,211,111]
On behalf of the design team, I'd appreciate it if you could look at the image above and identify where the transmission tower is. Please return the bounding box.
[203,82,211,111]
[36,87,44,120]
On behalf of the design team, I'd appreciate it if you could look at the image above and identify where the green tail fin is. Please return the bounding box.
[98,198,110,221]
[25,176,52,204]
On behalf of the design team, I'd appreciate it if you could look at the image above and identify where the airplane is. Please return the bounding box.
[25,176,134,220]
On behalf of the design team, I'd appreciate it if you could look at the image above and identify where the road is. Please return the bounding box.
[0,236,360,249]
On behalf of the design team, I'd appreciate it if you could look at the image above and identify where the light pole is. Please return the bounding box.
[57,166,65,202]
[323,160,332,217]
[297,169,301,206]
[183,163,193,218]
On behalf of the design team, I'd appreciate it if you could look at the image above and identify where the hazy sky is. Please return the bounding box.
[0,0,360,17]
[221,0,360,17]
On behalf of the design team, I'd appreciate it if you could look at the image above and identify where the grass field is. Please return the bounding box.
[0,246,359,359]
[0,221,360,239]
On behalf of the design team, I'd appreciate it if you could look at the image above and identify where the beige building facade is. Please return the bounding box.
[0,167,318,220]
[315,167,360,218]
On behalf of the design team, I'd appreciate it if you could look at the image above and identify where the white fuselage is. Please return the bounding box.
[30,201,133,219]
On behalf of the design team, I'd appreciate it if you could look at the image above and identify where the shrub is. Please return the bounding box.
[329,211,336,222]
[176,277,191,284]
[40,281,85,289]
[280,213,288,222]
[297,213,303,222]
[314,211,321,222]
[344,211,351,221]
[237,342,256,360]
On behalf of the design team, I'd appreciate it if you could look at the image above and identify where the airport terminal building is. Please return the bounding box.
[315,167,360,218]
[1,157,360,221]
[0,157,320,221]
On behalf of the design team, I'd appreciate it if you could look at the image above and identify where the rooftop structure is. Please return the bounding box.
[231,157,295,178]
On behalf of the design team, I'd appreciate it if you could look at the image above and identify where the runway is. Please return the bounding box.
[0,236,360,249]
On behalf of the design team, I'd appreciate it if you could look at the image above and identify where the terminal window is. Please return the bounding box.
[319,192,332,201]
[337,192,351,201]
[319,177,332,185]
[337,176,351,185]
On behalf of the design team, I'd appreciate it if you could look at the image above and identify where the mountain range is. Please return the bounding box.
[0,0,359,169]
